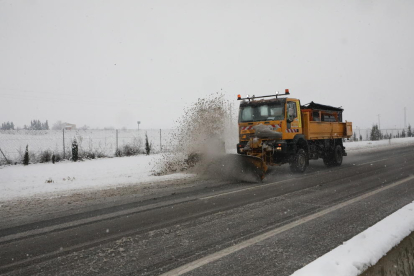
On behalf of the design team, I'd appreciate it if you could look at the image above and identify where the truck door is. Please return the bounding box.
[286,100,302,137]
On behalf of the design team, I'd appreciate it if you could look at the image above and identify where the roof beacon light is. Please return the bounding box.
[237,90,290,101]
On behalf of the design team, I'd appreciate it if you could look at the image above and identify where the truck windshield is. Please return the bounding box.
[239,104,285,122]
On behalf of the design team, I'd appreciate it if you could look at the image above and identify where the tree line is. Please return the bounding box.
[1,120,50,130]
[370,124,412,140]
[1,121,15,130]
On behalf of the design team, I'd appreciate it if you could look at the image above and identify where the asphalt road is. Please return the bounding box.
[1,144,414,276]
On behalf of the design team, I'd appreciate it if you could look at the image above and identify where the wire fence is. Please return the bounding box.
[0,129,174,164]
[0,127,411,164]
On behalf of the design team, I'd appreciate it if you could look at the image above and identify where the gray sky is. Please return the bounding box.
[1,0,413,130]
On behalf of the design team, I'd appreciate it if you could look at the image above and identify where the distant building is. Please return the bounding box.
[63,123,76,130]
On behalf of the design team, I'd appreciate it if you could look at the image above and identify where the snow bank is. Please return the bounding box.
[345,137,414,151]
[0,154,194,202]
[290,201,414,276]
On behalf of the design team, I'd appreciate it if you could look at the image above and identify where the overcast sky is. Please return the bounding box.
[1,0,413,130]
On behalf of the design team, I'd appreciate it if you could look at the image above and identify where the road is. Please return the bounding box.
[1,144,414,275]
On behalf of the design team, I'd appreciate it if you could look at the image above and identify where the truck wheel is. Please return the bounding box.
[323,156,332,167]
[290,148,307,173]
[323,145,343,167]
[331,145,343,166]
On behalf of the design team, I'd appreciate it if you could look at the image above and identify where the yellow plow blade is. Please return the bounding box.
[204,154,268,182]
[242,155,268,180]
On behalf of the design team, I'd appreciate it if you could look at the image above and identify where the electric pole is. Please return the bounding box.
[377,114,381,130]
[404,107,406,129]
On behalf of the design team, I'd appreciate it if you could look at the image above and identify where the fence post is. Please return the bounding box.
[160,129,162,151]
[63,129,65,159]
[0,147,10,164]
[116,129,118,154]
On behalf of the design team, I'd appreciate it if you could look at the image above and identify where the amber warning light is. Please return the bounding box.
[237,94,241,100]
[285,89,290,95]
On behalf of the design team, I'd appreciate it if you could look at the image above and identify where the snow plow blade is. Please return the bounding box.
[205,154,268,182]
[238,155,268,180]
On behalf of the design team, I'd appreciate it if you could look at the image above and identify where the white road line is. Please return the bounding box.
[160,174,414,276]
[0,198,193,244]
[199,182,276,200]
[358,158,388,166]
[198,171,327,200]
[199,161,362,201]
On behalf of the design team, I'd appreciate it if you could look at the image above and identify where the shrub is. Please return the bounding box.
[54,152,62,162]
[122,144,139,156]
[145,133,152,155]
[39,150,52,163]
[23,145,29,165]
[72,138,78,162]
[115,144,140,157]
[95,150,107,158]
[83,150,96,159]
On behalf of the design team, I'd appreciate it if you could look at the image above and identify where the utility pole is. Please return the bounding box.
[377,114,381,129]
[357,126,361,141]
[63,128,65,159]
[404,107,406,129]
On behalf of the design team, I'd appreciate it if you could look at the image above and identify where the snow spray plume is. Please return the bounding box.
[153,93,238,175]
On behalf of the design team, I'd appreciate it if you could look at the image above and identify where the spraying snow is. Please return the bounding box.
[152,93,256,180]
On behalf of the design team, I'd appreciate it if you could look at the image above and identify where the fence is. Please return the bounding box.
[0,129,174,164]
[0,127,410,164]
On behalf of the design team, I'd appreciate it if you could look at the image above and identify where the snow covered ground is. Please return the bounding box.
[1,137,414,276]
[0,154,195,202]
[345,136,414,152]
[291,201,414,276]
[0,137,413,203]
[289,137,414,276]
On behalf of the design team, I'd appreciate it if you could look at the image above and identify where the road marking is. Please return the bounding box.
[199,163,356,200]
[358,158,388,166]
[199,181,280,200]
[198,169,336,200]
[0,198,197,244]
[160,174,414,276]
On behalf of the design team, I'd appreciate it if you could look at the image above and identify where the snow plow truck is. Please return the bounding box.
[236,89,353,180]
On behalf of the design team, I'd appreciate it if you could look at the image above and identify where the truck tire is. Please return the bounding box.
[290,148,308,173]
[323,145,343,167]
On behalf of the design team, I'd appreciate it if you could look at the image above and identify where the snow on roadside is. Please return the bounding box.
[0,154,195,202]
[288,138,414,276]
[290,201,414,276]
[345,137,414,152]
[0,137,413,203]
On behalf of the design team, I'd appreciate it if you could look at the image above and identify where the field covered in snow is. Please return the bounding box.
[0,154,195,202]
[0,129,175,163]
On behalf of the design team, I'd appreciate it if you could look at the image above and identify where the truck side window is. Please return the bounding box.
[287,102,297,118]
[241,107,253,121]
[313,111,320,121]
